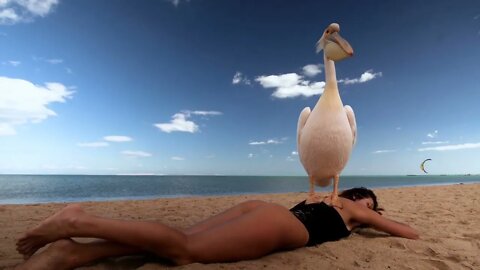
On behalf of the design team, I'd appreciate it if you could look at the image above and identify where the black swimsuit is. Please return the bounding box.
[290,200,351,246]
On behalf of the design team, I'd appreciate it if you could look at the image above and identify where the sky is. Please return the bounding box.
[0,0,479,176]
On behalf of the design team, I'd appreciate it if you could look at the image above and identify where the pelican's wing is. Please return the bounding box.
[297,107,311,147]
[344,105,357,145]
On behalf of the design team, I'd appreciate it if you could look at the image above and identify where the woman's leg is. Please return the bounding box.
[17,202,308,270]
[16,204,190,263]
[17,203,308,265]
[17,200,267,257]
[15,239,143,270]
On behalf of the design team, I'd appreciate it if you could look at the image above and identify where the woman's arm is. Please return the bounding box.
[351,203,420,240]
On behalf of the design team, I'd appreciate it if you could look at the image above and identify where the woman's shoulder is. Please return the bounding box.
[337,197,357,211]
[337,197,371,219]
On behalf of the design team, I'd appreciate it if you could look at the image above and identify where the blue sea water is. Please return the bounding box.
[0,174,479,204]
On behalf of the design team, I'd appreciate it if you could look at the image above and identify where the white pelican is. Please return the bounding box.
[297,23,356,208]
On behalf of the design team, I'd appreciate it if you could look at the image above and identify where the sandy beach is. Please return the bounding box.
[0,184,478,270]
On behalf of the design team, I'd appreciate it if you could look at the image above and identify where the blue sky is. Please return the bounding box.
[0,0,479,176]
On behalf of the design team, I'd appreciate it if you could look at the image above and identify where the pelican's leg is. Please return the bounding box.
[307,176,320,203]
[326,175,343,208]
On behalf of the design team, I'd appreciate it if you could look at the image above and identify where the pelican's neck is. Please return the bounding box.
[324,53,337,87]
[320,53,341,105]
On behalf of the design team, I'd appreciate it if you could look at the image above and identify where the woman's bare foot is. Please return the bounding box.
[14,239,77,270]
[16,204,87,257]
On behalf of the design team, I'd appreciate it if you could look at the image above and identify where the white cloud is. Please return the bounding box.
[189,110,222,116]
[33,56,64,65]
[256,73,301,88]
[232,72,242,84]
[421,141,449,145]
[171,156,185,161]
[372,149,396,154]
[122,150,152,157]
[256,73,325,98]
[77,135,131,148]
[46,58,63,64]
[0,122,15,135]
[154,113,199,133]
[0,76,74,136]
[103,135,132,142]
[154,110,221,133]
[340,70,382,85]
[9,60,20,66]
[167,0,180,6]
[232,71,251,85]
[249,139,282,145]
[427,130,438,138]
[291,151,298,155]
[273,82,325,99]
[418,143,480,152]
[0,0,59,24]
[302,64,322,77]
[249,141,266,145]
[0,8,19,23]
[256,67,382,98]
[19,0,58,16]
[248,153,254,158]
[77,142,109,147]
[2,60,21,66]
[166,0,190,7]
[286,156,295,161]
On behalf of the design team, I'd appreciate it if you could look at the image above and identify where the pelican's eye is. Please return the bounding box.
[326,30,329,34]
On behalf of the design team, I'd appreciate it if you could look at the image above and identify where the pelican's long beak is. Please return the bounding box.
[322,32,354,61]
[326,32,353,57]
[315,23,354,61]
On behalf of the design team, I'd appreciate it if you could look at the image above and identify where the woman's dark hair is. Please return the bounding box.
[339,187,383,213]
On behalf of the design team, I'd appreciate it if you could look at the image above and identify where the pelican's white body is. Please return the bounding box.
[297,54,356,187]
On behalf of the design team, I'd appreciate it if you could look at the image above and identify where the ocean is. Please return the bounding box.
[0,174,479,204]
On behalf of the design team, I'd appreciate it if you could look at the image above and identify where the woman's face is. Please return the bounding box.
[355,197,374,210]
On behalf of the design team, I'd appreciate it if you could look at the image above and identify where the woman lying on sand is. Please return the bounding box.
[15,187,419,269]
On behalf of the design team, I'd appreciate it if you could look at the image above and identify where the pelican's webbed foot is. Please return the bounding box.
[323,193,343,209]
[306,193,322,204]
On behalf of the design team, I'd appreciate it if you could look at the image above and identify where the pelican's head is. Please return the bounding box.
[316,23,354,61]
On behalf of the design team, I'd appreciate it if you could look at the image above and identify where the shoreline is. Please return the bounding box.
[1,184,479,269]
[1,181,479,206]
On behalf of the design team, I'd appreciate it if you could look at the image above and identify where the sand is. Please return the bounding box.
[0,184,479,270]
